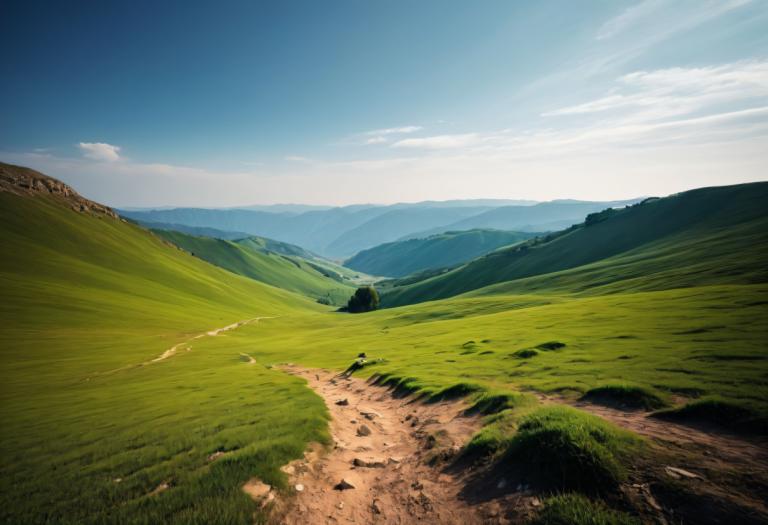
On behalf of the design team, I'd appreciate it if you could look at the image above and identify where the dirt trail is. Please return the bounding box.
[275,366,491,525]
[149,316,275,364]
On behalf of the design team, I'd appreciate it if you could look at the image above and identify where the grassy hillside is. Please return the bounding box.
[153,230,353,305]
[345,229,535,277]
[383,183,768,306]
[0,175,334,524]
[3,164,767,524]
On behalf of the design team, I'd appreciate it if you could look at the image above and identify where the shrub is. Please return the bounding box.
[652,397,768,435]
[582,385,668,410]
[346,286,380,313]
[505,406,643,494]
[530,493,640,525]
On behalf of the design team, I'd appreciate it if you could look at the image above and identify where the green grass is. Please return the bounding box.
[582,385,668,410]
[153,229,354,305]
[2,170,768,523]
[529,494,640,525]
[0,191,332,524]
[503,406,644,494]
[652,397,768,435]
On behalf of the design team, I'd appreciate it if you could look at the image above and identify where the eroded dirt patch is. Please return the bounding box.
[276,366,490,525]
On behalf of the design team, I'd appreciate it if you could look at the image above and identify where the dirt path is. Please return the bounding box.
[275,366,491,525]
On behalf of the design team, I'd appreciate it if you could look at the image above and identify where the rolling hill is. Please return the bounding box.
[382,183,768,306]
[344,229,536,277]
[3,162,767,525]
[152,230,354,305]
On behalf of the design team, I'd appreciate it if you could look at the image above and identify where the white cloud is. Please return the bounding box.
[78,142,122,162]
[544,60,768,122]
[284,155,312,162]
[365,136,388,145]
[391,133,480,150]
[597,0,751,41]
[365,125,422,136]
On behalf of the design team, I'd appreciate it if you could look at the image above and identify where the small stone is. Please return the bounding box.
[334,478,356,490]
[357,424,372,437]
[405,414,413,421]
[372,499,383,514]
[350,419,358,424]
[295,484,304,492]
[242,479,271,501]
[388,456,401,464]
[335,399,349,406]
[337,501,344,510]
[665,466,702,480]
[353,457,386,468]
[531,497,541,507]
[113,477,122,483]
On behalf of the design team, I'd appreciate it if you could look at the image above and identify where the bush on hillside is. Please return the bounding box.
[346,286,380,313]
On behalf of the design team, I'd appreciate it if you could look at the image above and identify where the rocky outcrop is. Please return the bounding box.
[0,162,118,219]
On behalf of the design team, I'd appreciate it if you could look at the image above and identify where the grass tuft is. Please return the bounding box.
[536,341,567,351]
[582,384,668,410]
[529,493,640,525]
[652,397,768,435]
[505,406,643,494]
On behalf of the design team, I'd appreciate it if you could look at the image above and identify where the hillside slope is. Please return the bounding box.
[0,163,332,524]
[383,183,768,306]
[153,230,354,304]
[345,229,536,277]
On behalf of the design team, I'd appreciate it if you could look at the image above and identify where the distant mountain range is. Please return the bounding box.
[119,198,638,258]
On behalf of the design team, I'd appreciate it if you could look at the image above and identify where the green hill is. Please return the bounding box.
[152,230,354,305]
[382,183,768,306]
[344,229,535,277]
[0,163,332,524]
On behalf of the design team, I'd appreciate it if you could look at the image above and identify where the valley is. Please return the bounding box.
[1,162,766,524]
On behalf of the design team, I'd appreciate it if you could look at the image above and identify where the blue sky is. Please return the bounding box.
[2,0,767,206]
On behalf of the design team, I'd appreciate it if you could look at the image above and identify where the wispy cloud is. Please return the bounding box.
[391,133,480,150]
[364,125,422,136]
[544,60,768,122]
[78,142,122,162]
[597,0,751,41]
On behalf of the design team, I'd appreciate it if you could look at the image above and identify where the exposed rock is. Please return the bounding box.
[360,410,381,420]
[352,457,386,468]
[335,398,349,406]
[207,451,226,462]
[665,466,703,480]
[334,478,356,490]
[242,478,271,501]
[357,424,372,437]
[0,162,118,218]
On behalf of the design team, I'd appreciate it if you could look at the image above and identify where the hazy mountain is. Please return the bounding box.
[344,229,536,277]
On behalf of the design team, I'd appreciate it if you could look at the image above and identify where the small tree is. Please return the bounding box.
[346,286,380,313]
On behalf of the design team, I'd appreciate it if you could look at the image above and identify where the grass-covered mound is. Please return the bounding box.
[529,494,640,525]
[582,385,668,410]
[504,406,644,494]
[652,397,768,435]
